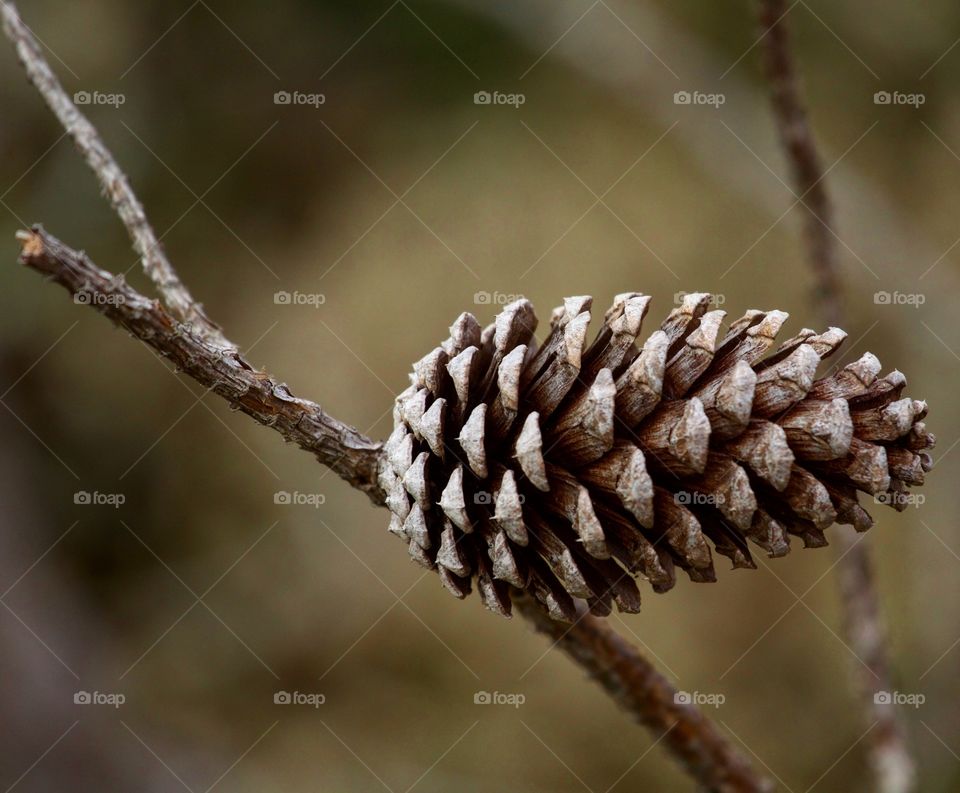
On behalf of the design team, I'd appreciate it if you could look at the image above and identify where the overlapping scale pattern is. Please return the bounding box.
[379,294,935,621]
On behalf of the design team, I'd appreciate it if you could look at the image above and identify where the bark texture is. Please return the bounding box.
[16,228,384,503]
[1,2,227,345]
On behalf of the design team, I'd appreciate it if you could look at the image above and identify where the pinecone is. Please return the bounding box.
[379,294,935,621]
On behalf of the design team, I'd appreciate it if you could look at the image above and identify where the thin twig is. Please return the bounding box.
[0,1,228,347]
[3,3,773,789]
[758,3,917,792]
[16,227,384,503]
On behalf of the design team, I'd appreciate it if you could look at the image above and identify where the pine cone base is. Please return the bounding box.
[380,294,935,621]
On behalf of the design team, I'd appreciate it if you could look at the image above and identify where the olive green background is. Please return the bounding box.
[0,1,958,790]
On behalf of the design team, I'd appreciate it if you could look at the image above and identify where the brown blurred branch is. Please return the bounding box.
[758,3,916,792]
[515,596,772,792]
[1,1,227,346]
[3,3,772,790]
[756,0,842,328]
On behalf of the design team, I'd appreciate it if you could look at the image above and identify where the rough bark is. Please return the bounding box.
[16,227,384,503]
[1,2,228,346]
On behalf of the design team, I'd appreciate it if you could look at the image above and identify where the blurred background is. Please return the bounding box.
[0,0,958,790]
